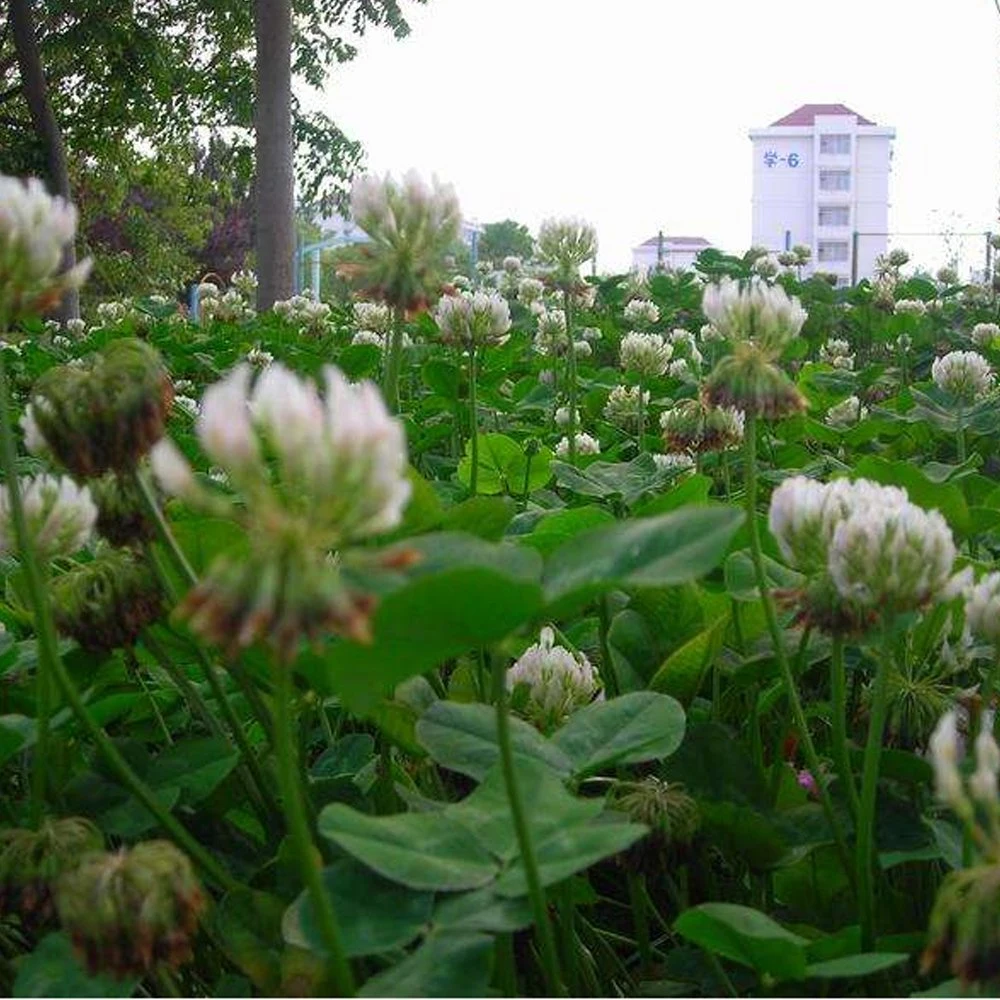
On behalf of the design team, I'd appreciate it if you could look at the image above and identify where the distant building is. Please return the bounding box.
[749,103,895,285]
[631,234,713,275]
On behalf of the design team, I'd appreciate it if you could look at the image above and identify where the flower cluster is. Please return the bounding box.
[623,298,660,327]
[931,350,994,402]
[0,175,91,321]
[826,395,868,429]
[819,337,855,370]
[150,363,411,655]
[435,290,511,347]
[0,475,96,562]
[653,452,695,474]
[507,626,602,731]
[537,217,597,288]
[971,322,1000,348]
[620,331,672,377]
[354,301,393,336]
[273,293,332,336]
[894,298,927,316]
[556,432,600,459]
[200,287,253,324]
[350,171,461,312]
[603,384,649,428]
[517,277,545,304]
[768,476,957,630]
[533,308,568,356]
[660,400,744,453]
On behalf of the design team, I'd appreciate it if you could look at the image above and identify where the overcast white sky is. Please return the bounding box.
[303,0,1000,274]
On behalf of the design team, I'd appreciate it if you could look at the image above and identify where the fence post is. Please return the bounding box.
[851,231,859,286]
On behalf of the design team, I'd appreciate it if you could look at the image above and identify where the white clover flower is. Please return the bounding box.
[20,403,49,456]
[929,709,966,811]
[667,358,690,380]
[580,326,602,343]
[669,327,692,344]
[247,346,273,369]
[534,308,568,355]
[699,322,724,343]
[653,452,694,473]
[554,406,580,428]
[174,395,199,418]
[537,217,598,286]
[819,338,855,370]
[96,300,130,326]
[963,572,1000,643]
[894,298,927,316]
[828,496,956,612]
[623,298,660,327]
[354,301,392,335]
[701,277,807,355]
[968,713,1000,807]
[507,626,602,730]
[574,283,597,309]
[502,256,523,274]
[931,350,995,401]
[351,330,385,348]
[556,432,600,458]
[64,318,86,339]
[826,395,868,429]
[620,331,672,377]
[0,474,96,560]
[451,274,471,291]
[0,175,92,319]
[603,384,649,427]
[231,270,258,297]
[51,334,71,351]
[149,439,199,500]
[971,323,1000,348]
[435,290,511,347]
[573,339,592,357]
[517,277,545,304]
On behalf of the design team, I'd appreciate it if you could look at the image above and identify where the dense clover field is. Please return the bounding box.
[2,172,1000,997]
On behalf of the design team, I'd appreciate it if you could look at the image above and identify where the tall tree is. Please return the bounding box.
[479,219,535,264]
[7,0,79,319]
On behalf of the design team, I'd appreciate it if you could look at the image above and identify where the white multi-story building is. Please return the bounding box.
[631,234,713,275]
[749,104,895,285]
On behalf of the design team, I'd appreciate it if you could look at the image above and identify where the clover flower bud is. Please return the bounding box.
[56,841,205,979]
[0,474,96,561]
[0,175,92,320]
[88,472,155,546]
[30,338,173,476]
[556,432,600,458]
[610,777,699,869]
[507,626,602,731]
[603,384,649,428]
[0,818,103,927]
[623,298,660,327]
[620,331,672,377]
[826,395,868,428]
[52,546,163,652]
[932,350,995,401]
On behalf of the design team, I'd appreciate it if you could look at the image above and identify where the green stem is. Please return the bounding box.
[468,346,479,495]
[490,653,564,995]
[636,379,646,455]
[831,637,860,821]
[48,641,238,891]
[563,289,578,466]
[0,354,61,828]
[626,869,652,975]
[274,662,355,994]
[142,630,226,739]
[956,407,966,464]
[128,650,173,744]
[704,950,738,998]
[857,645,892,951]
[743,415,854,889]
[382,307,405,414]
[597,595,620,698]
[133,470,197,585]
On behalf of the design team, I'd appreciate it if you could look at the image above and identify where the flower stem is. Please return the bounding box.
[830,637,860,821]
[856,645,892,951]
[0,353,61,828]
[636,379,646,455]
[490,653,564,995]
[563,289,578,466]
[626,869,652,974]
[274,661,355,995]
[743,415,854,889]
[382,306,406,414]
[133,470,197,585]
[956,406,966,464]
[468,346,479,495]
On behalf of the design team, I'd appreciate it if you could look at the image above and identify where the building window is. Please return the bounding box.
[818,205,850,227]
[819,169,850,192]
[820,134,851,155]
[817,241,849,262]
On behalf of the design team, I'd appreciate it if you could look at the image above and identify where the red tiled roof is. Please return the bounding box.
[770,104,875,126]
[639,235,712,248]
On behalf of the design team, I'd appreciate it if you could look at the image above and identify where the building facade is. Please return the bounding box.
[631,234,712,275]
[749,104,894,284]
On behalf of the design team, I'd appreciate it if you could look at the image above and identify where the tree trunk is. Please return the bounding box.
[9,0,80,321]
[253,0,295,311]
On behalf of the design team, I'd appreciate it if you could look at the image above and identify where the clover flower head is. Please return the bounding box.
[518,277,545,304]
[971,323,1000,348]
[537,217,598,287]
[701,277,807,355]
[894,298,927,316]
[931,350,994,401]
[623,298,660,327]
[354,300,393,335]
[819,338,855,370]
[555,432,600,458]
[554,406,580,429]
[826,395,868,428]
[620,331,672,377]
[603,384,649,427]
[653,452,694,474]
[963,572,1000,644]
[533,308,568,355]
[507,626,602,731]
[0,474,96,561]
